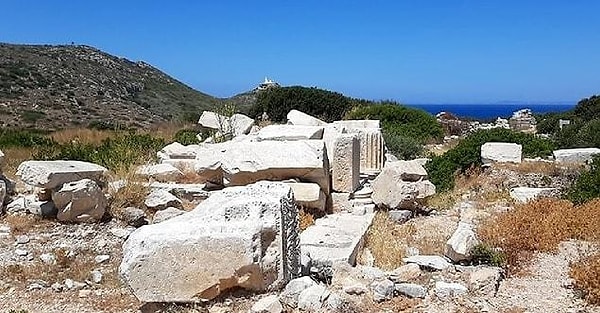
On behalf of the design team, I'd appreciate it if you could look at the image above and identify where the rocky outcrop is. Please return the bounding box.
[371,161,435,210]
[52,179,107,223]
[481,142,522,165]
[16,160,107,189]
[119,181,300,302]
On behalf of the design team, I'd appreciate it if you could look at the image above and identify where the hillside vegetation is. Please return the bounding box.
[0,43,223,130]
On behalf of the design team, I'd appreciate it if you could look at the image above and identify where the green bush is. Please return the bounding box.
[426,128,555,191]
[469,243,505,267]
[249,86,352,123]
[35,133,165,171]
[173,128,201,145]
[345,102,443,159]
[20,110,45,122]
[567,155,600,204]
[0,129,54,148]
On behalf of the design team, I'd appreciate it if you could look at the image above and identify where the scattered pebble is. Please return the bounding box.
[15,235,30,244]
[95,254,110,264]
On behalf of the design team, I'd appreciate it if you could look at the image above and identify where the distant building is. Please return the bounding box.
[559,119,571,130]
[509,108,537,133]
[254,77,280,92]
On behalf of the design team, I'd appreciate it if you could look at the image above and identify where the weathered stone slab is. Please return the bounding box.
[481,142,522,164]
[287,110,327,126]
[300,212,375,270]
[284,182,326,211]
[144,189,183,211]
[149,182,211,202]
[372,162,435,210]
[157,142,200,161]
[403,255,451,271]
[384,160,428,182]
[257,125,324,141]
[136,163,183,182]
[444,222,479,262]
[198,111,255,136]
[510,187,558,203]
[53,179,107,223]
[119,181,300,302]
[16,160,107,190]
[553,148,600,163]
[332,134,360,193]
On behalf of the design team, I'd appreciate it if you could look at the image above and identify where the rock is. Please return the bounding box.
[15,248,29,256]
[198,111,254,136]
[152,207,185,224]
[371,279,394,302]
[343,281,368,295]
[78,290,93,298]
[144,189,182,211]
[395,283,427,298]
[91,270,103,284]
[110,227,135,239]
[27,282,46,291]
[324,292,344,311]
[353,186,373,198]
[332,192,352,212]
[136,164,184,182]
[156,142,199,161]
[27,200,57,217]
[385,153,398,162]
[301,213,375,271]
[6,195,35,213]
[64,279,86,290]
[333,120,385,174]
[36,187,52,201]
[372,162,436,209]
[385,161,429,182]
[51,282,63,292]
[388,263,422,283]
[191,140,330,195]
[359,265,387,281]
[469,267,503,296]
[510,187,558,203]
[553,148,600,163]
[332,134,360,193]
[119,181,300,302]
[403,255,451,271]
[352,205,366,215]
[119,207,148,227]
[287,110,327,126]
[434,281,468,299]
[0,180,5,208]
[53,179,107,223]
[280,276,317,307]
[284,182,326,211]
[297,284,330,311]
[15,235,30,244]
[445,222,480,262]
[480,142,522,165]
[95,255,110,263]
[16,160,107,189]
[149,182,210,202]
[250,295,283,313]
[257,125,324,141]
[388,210,412,224]
[39,253,57,265]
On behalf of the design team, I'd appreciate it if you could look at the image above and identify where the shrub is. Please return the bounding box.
[173,129,200,145]
[571,253,600,305]
[425,128,555,191]
[0,129,54,148]
[469,243,505,267]
[383,132,423,160]
[20,110,45,122]
[249,86,352,123]
[567,155,600,204]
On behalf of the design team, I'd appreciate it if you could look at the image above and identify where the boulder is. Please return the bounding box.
[257,125,324,141]
[372,163,436,210]
[384,161,429,182]
[280,276,317,308]
[332,134,360,193]
[144,189,182,211]
[510,187,558,203]
[152,207,185,224]
[403,255,451,271]
[284,182,326,211]
[297,284,329,311]
[469,266,503,296]
[445,222,480,262]
[156,142,199,161]
[16,160,107,189]
[251,295,283,313]
[52,179,107,223]
[136,164,183,182]
[198,111,254,136]
[149,182,210,202]
[287,110,327,126]
[395,283,427,298]
[388,210,412,224]
[371,279,395,302]
[119,181,300,302]
[27,200,57,217]
[553,148,600,163]
[480,142,522,165]
[120,207,148,227]
[6,195,36,213]
[434,281,468,299]
[389,263,422,283]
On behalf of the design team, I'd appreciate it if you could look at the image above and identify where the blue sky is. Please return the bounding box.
[1,1,599,104]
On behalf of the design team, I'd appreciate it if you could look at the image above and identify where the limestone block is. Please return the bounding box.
[284,182,326,211]
[480,142,522,164]
[510,187,558,203]
[553,148,600,163]
[198,111,254,136]
[332,134,360,193]
[119,181,300,302]
[16,160,107,190]
[52,179,107,223]
[144,189,182,211]
[371,162,436,210]
[257,125,324,141]
[136,163,184,182]
[287,110,327,126]
[444,222,480,262]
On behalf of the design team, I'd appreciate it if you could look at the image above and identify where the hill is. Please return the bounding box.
[0,43,222,130]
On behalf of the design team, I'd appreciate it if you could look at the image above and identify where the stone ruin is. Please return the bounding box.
[508,108,536,133]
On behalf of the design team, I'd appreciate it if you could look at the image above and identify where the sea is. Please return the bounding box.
[406,104,575,121]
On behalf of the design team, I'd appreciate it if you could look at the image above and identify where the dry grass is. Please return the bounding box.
[2,214,48,235]
[479,198,600,275]
[571,253,600,305]
[146,121,195,142]
[50,128,114,145]
[107,169,151,220]
[2,147,36,179]
[356,295,419,312]
[299,208,315,231]
[364,212,414,270]
[494,161,582,176]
